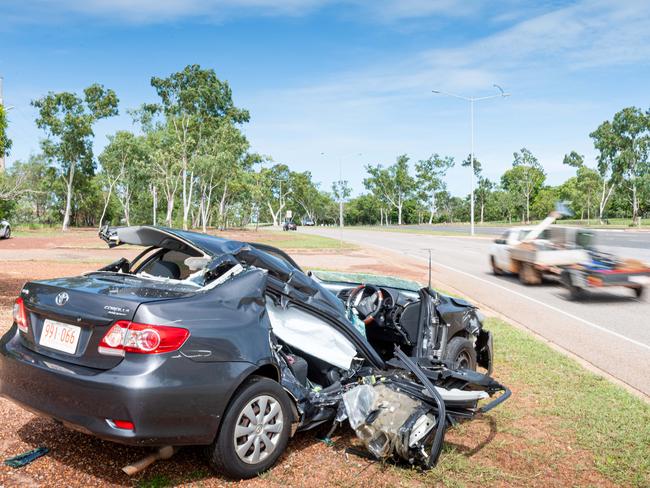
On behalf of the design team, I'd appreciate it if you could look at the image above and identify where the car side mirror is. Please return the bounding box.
[494,238,506,245]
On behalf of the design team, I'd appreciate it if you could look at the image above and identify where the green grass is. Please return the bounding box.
[346,225,474,237]
[244,231,358,250]
[481,318,648,486]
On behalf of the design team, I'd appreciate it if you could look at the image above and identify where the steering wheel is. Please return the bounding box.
[346,284,384,325]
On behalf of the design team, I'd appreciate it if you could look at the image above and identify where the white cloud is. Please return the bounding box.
[2,0,518,25]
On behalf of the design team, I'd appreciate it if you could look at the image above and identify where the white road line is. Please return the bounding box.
[404,250,650,352]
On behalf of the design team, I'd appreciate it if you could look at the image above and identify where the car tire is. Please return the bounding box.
[634,286,644,299]
[206,376,292,479]
[490,256,502,275]
[518,262,541,285]
[444,336,477,371]
[568,285,583,300]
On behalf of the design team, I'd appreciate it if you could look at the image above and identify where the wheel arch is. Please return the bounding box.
[211,360,296,444]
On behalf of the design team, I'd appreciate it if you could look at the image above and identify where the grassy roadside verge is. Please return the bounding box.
[344,225,477,237]
[245,232,358,250]
[490,318,648,485]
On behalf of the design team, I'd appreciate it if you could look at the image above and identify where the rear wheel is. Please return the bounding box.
[634,286,644,299]
[518,262,541,285]
[3,226,9,239]
[444,336,477,371]
[568,285,584,300]
[206,376,292,479]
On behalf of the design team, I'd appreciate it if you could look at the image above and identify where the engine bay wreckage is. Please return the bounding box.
[2,225,510,475]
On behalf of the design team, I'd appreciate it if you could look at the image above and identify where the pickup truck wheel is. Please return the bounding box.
[490,256,503,275]
[445,336,477,371]
[519,262,541,285]
[568,285,584,300]
[206,376,292,479]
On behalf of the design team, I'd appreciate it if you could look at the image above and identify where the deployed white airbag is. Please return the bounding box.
[266,297,357,370]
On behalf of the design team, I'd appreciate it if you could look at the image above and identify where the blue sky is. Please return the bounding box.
[1,0,649,196]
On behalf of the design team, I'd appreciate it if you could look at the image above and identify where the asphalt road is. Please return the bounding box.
[304,226,650,397]
[399,223,650,251]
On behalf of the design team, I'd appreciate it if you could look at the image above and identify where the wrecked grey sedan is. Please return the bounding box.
[0,226,509,479]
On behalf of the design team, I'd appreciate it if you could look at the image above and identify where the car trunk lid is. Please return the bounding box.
[19,273,196,370]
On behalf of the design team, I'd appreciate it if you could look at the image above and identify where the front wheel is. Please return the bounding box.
[206,376,292,479]
[444,336,477,371]
[2,227,9,239]
[490,256,502,275]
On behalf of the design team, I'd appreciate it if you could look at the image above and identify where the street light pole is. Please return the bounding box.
[338,156,343,230]
[432,85,509,236]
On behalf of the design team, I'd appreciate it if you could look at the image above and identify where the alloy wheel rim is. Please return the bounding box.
[457,351,471,369]
[233,394,283,464]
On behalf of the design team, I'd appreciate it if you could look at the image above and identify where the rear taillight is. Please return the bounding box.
[98,320,189,356]
[108,419,135,431]
[13,297,29,334]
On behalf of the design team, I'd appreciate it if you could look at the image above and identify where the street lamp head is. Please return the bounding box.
[493,84,510,98]
[431,90,441,94]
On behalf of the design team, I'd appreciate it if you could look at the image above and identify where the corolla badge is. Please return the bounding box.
[55,292,69,306]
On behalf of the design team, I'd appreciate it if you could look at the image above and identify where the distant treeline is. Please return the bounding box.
[0,65,648,229]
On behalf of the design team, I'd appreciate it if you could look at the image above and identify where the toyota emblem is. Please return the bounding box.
[55,292,69,306]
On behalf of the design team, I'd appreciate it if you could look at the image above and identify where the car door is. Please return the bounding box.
[494,231,513,269]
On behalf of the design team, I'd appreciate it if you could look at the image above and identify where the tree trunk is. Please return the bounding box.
[122,184,131,226]
[152,185,157,226]
[631,183,640,226]
[267,201,280,227]
[166,193,174,226]
[480,201,484,224]
[218,183,228,231]
[599,181,615,224]
[397,202,402,225]
[181,156,188,230]
[99,178,115,229]
[62,163,75,232]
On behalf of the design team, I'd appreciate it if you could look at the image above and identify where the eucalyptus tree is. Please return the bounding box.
[331,179,352,226]
[194,122,250,231]
[590,107,650,226]
[32,84,118,230]
[290,171,326,223]
[2,155,55,220]
[365,154,414,225]
[562,151,602,221]
[461,154,493,224]
[415,154,454,224]
[501,148,545,223]
[0,105,12,165]
[145,126,182,226]
[261,164,292,227]
[149,64,250,230]
[99,131,147,227]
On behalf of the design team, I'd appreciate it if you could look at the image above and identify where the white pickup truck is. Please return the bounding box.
[489,226,591,285]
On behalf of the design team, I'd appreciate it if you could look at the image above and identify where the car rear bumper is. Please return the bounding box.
[0,327,253,446]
